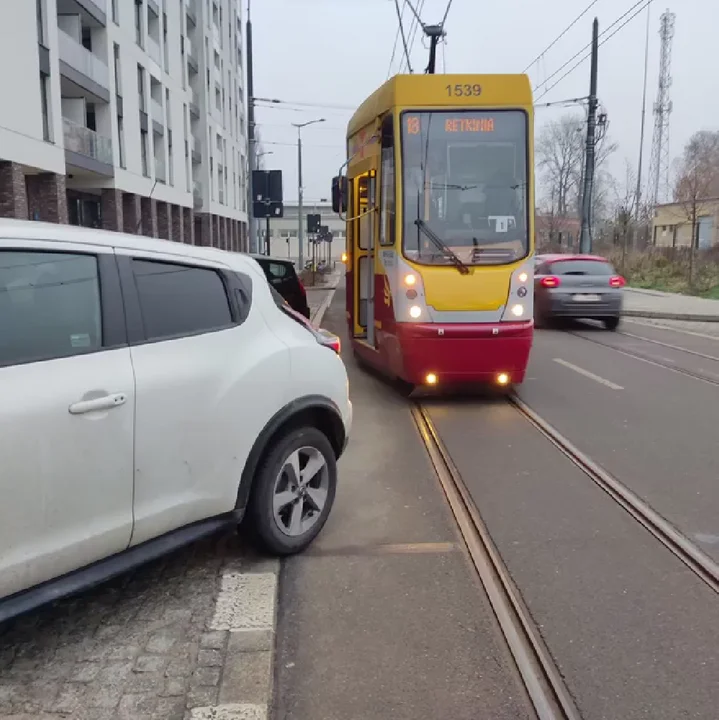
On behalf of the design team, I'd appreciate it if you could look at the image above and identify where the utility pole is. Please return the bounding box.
[293,118,324,271]
[579,18,599,254]
[297,129,304,270]
[246,0,257,253]
[634,3,651,223]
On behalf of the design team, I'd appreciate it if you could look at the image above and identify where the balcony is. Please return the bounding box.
[189,88,200,118]
[56,0,107,26]
[58,29,109,94]
[150,97,164,126]
[193,180,203,209]
[185,0,197,24]
[63,117,113,173]
[190,133,201,163]
[147,35,162,67]
[155,157,166,183]
[186,37,198,72]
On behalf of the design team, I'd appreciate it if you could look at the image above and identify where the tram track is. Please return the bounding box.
[413,392,719,718]
[566,328,719,387]
[412,404,581,720]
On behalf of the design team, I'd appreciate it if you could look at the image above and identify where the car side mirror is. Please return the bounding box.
[331,176,347,214]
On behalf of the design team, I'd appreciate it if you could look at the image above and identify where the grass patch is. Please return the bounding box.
[602,247,719,298]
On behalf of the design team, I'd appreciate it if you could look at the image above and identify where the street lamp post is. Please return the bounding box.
[292,118,325,271]
[255,151,273,256]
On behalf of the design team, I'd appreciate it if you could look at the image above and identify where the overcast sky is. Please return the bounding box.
[250,0,719,207]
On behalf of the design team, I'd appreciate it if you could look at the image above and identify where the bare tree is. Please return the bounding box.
[611,160,639,271]
[673,131,719,286]
[536,113,618,224]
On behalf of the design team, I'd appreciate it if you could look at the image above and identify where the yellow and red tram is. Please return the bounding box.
[332,74,535,390]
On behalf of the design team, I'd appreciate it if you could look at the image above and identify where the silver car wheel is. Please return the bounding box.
[272,445,330,537]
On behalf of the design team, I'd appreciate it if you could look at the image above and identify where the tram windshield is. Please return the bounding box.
[401,110,529,266]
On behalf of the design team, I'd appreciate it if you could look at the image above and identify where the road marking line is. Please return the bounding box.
[305,541,458,557]
[553,358,624,390]
[210,572,277,632]
[190,704,267,719]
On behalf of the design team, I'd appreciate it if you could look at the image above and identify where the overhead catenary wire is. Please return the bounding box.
[399,0,426,73]
[534,0,650,98]
[388,0,412,77]
[535,0,652,101]
[522,0,600,73]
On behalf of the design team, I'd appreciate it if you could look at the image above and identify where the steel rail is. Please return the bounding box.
[509,395,719,596]
[567,330,719,388]
[411,404,581,720]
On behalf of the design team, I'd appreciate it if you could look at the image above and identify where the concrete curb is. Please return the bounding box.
[623,310,719,322]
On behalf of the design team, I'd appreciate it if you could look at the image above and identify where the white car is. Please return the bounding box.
[0,219,352,622]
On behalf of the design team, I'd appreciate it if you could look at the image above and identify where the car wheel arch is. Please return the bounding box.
[236,395,346,512]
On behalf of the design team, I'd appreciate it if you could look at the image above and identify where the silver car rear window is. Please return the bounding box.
[548,260,614,275]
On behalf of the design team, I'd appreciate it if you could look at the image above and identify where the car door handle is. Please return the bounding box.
[69,393,128,415]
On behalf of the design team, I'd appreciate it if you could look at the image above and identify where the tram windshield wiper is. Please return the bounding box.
[414,219,469,275]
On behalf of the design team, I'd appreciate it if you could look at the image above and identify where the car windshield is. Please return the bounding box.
[401,110,529,266]
[548,260,614,275]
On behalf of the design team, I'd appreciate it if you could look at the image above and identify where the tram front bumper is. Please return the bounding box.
[394,320,534,386]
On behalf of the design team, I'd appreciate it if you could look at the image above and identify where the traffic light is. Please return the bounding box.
[307,213,321,234]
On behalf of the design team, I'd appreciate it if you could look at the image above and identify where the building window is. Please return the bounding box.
[39,73,51,142]
[36,0,45,45]
[215,88,221,112]
[117,114,126,167]
[113,43,122,95]
[141,129,149,176]
[168,129,174,186]
[137,64,145,112]
[135,0,143,47]
[111,0,118,24]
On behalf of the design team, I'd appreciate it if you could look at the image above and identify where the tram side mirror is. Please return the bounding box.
[332,176,347,214]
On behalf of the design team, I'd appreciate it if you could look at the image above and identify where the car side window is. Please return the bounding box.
[132,259,233,341]
[0,250,102,367]
[268,262,288,279]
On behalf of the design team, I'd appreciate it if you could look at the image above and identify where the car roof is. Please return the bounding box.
[538,253,609,263]
[0,218,260,272]
[248,254,297,267]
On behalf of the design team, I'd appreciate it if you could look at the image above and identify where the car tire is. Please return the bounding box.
[604,316,620,331]
[247,427,337,556]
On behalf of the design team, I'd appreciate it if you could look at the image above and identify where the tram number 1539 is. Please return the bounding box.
[445,84,482,97]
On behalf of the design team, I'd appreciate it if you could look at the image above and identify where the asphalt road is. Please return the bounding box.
[518,322,719,562]
[273,286,534,720]
[278,285,719,719]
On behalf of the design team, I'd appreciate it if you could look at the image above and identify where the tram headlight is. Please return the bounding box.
[510,303,525,317]
[425,372,438,385]
[404,273,417,286]
[409,305,422,319]
[497,373,510,386]
[518,272,528,283]
[341,251,348,263]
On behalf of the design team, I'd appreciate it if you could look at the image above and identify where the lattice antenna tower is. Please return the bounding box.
[646,9,676,209]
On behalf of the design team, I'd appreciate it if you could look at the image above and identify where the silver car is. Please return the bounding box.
[534,254,625,330]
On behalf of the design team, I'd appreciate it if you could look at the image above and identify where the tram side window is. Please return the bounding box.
[379,114,396,247]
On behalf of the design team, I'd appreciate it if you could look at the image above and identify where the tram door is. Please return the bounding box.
[353,171,376,345]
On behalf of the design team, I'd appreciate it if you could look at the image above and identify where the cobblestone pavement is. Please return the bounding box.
[0,533,278,720]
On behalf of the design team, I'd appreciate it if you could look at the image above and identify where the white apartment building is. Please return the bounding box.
[0,0,248,249]
[259,202,345,266]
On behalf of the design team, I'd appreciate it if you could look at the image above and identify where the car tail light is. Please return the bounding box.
[281,304,341,354]
[298,279,307,296]
[609,275,625,288]
[541,276,560,288]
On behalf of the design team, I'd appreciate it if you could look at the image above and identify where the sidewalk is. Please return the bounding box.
[306,268,343,326]
[623,287,719,322]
